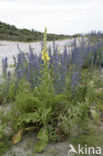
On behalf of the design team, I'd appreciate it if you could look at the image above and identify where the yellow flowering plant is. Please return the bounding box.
[41,27,50,63]
[41,50,50,62]
[40,27,53,92]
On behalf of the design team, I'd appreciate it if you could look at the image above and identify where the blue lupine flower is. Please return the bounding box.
[71,71,80,90]
[6,71,11,93]
[27,46,40,88]
[2,57,8,78]
[2,33,103,95]
[49,46,52,66]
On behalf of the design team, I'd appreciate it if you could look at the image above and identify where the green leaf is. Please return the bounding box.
[34,140,47,153]
[90,109,99,122]
[39,107,52,126]
[12,129,23,144]
[34,128,48,152]
[16,112,41,128]
[37,128,48,142]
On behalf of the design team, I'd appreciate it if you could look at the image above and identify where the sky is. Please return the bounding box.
[0,0,103,35]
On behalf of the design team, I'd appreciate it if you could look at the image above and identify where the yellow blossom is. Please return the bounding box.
[42,52,50,61]
[41,27,50,62]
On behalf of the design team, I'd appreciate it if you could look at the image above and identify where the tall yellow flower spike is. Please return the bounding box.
[41,28,50,62]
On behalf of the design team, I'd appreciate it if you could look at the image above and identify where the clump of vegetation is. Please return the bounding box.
[0,21,72,42]
[0,28,103,155]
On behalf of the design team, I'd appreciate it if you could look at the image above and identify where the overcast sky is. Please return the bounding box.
[0,0,103,35]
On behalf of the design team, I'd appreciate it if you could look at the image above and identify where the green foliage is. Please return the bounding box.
[94,90,103,112]
[0,137,11,155]
[16,93,40,114]
[33,86,66,109]
[13,62,67,152]
[16,112,41,129]
[39,107,52,126]
[8,81,16,101]
[0,84,6,104]
[1,28,103,155]
[0,122,11,155]
[47,125,60,143]
[0,123,6,138]
[34,128,48,152]
[0,21,70,42]
[90,109,99,123]
[70,122,103,149]
[58,99,90,136]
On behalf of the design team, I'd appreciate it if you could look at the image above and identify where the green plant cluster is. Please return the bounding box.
[0,21,72,42]
[0,29,103,155]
